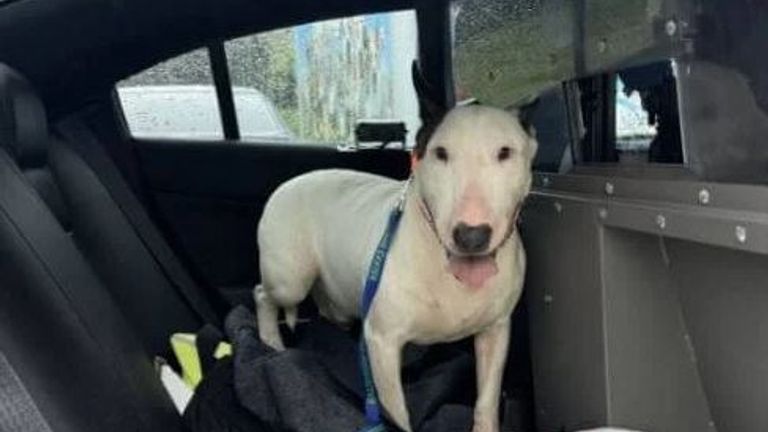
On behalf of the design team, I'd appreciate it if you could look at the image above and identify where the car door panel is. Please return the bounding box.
[136,140,410,305]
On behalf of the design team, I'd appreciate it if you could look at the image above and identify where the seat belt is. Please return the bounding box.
[0,353,53,432]
[55,118,221,327]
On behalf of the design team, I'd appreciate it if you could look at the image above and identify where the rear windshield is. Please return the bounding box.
[451,0,688,107]
[453,0,768,183]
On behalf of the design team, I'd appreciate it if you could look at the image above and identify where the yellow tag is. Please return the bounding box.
[214,341,232,359]
[170,333,202,389]
[170,333,234,389]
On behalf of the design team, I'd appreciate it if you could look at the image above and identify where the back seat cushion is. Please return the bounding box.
[0,148,184,431]
[23,167,71,230]
[0,63,218,358]
[0,64,47,168]
[49,137,204,355]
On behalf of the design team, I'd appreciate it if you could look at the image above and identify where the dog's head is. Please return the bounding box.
[411,62,538,289]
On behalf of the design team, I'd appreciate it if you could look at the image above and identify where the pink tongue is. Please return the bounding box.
[448,255,498,289]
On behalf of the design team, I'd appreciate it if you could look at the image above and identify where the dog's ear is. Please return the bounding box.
[508,97,540,160]
[412,60,448,159]
[412,60,446,124]
[513,96,539,138]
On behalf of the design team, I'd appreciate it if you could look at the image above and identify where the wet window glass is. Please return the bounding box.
[452,0,768,183]
[117,49,222,140]
[451,0,687,108]
[226,11,420,146]
[117,11,419,147]
[451,0,690,171]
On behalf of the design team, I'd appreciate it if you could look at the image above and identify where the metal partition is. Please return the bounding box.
[450,0,768,430]
[522,171,768,431]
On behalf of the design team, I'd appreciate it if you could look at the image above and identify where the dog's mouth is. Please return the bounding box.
[420,198,524,289]
[445,250,498,290]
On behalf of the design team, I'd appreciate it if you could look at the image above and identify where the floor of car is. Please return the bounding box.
[184,300,536,432]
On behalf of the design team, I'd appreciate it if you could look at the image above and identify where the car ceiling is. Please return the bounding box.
[0,0,414,117]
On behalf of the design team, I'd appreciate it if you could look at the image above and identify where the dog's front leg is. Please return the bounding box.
[366,325,411,432]
[472,318,511,432]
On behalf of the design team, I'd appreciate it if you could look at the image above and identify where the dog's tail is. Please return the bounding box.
[284,306,298,331]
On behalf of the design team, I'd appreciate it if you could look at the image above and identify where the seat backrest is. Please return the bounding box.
[0,68,184,429]
[0,64,220,358]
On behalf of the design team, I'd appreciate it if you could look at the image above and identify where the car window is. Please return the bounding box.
[117,49,223,141]
[451,0,686,170]
[615,61,683,164]
[226,10,419,146]
[615,76,656,154]
[116,10,419,147]
[232,88,292,140]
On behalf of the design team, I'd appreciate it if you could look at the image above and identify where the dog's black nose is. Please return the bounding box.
[452,223,492,253]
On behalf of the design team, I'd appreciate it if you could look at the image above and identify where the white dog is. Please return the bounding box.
[254,72,537,432]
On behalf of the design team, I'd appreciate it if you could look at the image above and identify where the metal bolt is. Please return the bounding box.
[698,188,710,205]
[554,202,563,213]
[604,182,615,196]
[735,225,747,243]
[543,294,553,304]
[598,208,608,220]
[541,176,551,187]
[656,214,667,229]
[665,19,678,36]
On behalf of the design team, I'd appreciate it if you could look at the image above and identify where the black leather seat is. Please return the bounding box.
[0,64,185,431]
[0,64,221,359]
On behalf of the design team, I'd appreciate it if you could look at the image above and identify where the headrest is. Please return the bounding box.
[0,64,48,168]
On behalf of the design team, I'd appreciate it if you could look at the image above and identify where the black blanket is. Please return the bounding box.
[185,304,537,431]
[185,306,478,432]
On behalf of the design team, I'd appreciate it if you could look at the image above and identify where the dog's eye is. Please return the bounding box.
[434,146,449,162]
[498,146,514,162]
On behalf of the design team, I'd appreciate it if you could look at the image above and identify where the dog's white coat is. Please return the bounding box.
[255,105,537,432]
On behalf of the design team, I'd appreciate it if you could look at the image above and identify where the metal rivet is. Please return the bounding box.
[604,182,614,196]
[698,188,710,205]
[665,19,678,36]
[598,208,608,219]
[541,176,551,187]
[735,225,747,243]
[554,202,563,213]
[543,294,553,304]
[656,214,667,229]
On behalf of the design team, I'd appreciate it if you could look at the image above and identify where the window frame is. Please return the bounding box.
[114,6,441,147]
[208,42,240,141]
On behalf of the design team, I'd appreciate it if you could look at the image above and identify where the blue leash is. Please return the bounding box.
[358,180,410,432]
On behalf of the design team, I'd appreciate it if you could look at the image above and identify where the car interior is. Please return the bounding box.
[1,0,768,431]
